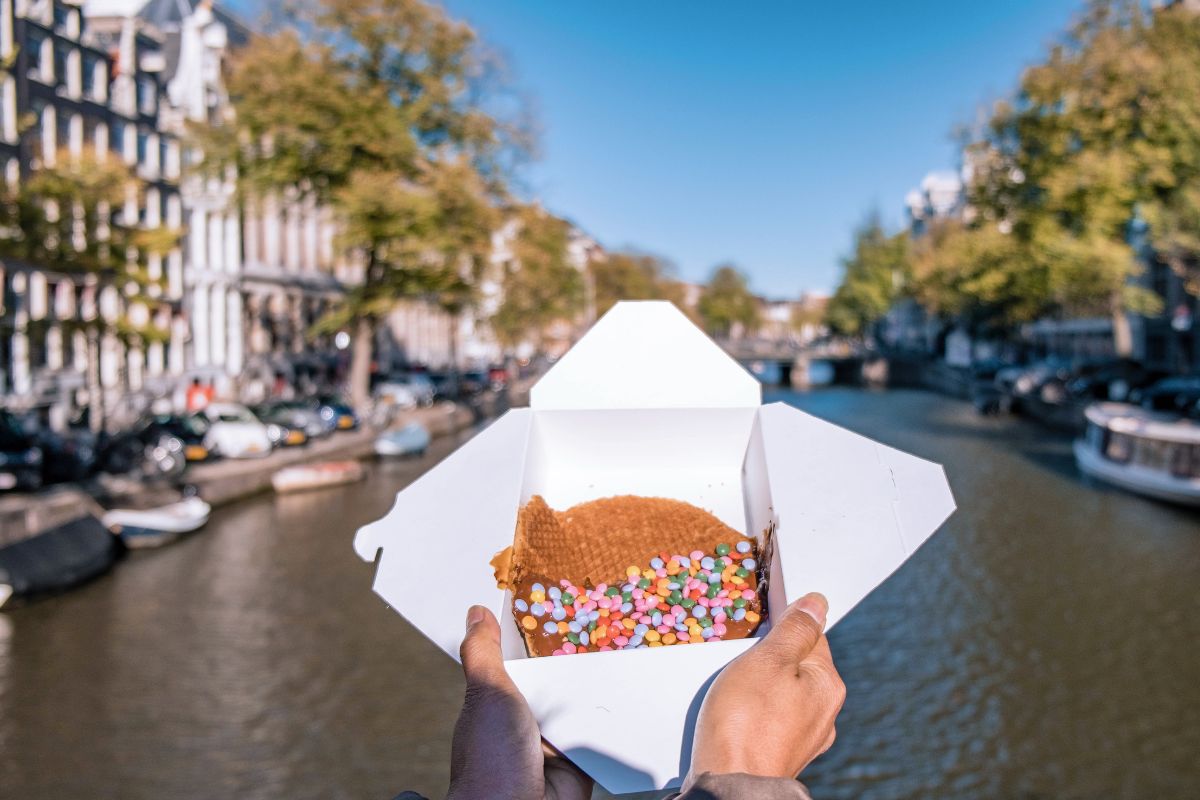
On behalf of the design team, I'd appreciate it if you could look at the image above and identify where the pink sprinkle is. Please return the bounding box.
[599,646,612,651]
[614,636,629,647]
[690,550,704,561]
[632,588,644,599]
[597,597,612,609]
[718,590,728,598]
[742,590,755,600]
[662,614,676,626]
[584,601,598,612]
[552,649,565,656]
[595,583,608,593]
[677,632,691,642]
[562,642,577,654]
[698,597,710,607]
[657,625,670,634]
[709,636,722,642]
[713,623,727,636]
[671,605,685,617]
[560,580,571,588]
[655,568,667,578]
[543,601,555,614]
[713,611,727,624]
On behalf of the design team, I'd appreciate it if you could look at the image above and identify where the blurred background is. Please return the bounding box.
[1,1,1198,798]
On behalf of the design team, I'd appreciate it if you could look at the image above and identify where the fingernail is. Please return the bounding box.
[465,605,487,631]
[795,592,828,628]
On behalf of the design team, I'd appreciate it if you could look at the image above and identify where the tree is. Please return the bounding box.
[589,250,685,318]
[202,0,519,407]
[824,217,909,337]
[961,0,1168,354]
[489,205,584,351]
[0,151,181,430]
[698,264,759,338]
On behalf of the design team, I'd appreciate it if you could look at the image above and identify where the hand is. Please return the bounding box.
[686,592,845,785]
[446,606,593,800]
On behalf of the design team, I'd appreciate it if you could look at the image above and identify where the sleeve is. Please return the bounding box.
[666,772,815,800]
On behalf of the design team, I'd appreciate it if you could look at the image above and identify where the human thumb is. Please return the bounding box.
[459,605,509,687]
[762,592,828,661]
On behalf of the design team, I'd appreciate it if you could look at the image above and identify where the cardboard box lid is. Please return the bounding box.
[354,301,955,794]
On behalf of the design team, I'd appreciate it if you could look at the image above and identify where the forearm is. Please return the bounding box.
[669,772,814,800]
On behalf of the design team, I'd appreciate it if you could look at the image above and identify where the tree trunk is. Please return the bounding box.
[348,315,373,411]
[1111,300,1133,358]
[448,314,460,371]
[86,327,104,435]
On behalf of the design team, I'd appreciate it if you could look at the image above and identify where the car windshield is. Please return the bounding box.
[215,408,257,424]
[0,412,28,447]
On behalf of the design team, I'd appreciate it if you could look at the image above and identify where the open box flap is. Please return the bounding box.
[507,638,758,794]
[531,301,761,410]
[759,403,955,627]
[354,409,533,659]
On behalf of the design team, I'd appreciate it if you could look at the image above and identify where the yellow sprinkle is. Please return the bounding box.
[627,565,641,577]
[557,621,569,634]
[521,615,537,631]
[648,641,663,647]
[622,618,636,630]
[642,569,656,580]
[530,590,546,603]
[745,610,761,624]
[662,633,677,645]
[599,609,610,617]
[596,625,608,640]
[731,576,746,586]
[645,630,661,642]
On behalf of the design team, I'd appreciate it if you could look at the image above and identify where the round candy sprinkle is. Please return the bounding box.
[532,582,545,594]
[521,615,537,630]
[736,540,752,553]
[715,543,731,556]
[742,558,757,571]
[515,599,529,612]
[543,621,558,633]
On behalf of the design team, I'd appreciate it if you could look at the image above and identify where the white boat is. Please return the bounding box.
[102,496,212,549]
[1074,402,1200,506]
[374,422,431,458]
[272,460,365,494]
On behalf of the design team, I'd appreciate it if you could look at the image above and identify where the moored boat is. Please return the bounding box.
[102,496,212,549]
[1074,402,1200,506]
[0,516,119,608]
[271,460,365,494]
[374,422,431,458]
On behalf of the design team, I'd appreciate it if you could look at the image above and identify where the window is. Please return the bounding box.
[1,75,14,142]
[57,110,71,150]
[136,128,149,166]
[137,77,156,116]
[26,30,46,80]
[111,119,125,158]
[54,41,71,88]
[160,137,172,177]
[83,52,103,100]
[53,4,72,34]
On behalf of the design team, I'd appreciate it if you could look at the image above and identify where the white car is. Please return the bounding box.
[201,403,273,459]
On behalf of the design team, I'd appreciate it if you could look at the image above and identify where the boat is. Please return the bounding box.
[101,496,212,549]
[1074,402,1200,506]
[374,422,431,458]
[0,516,119,608]
[271,460,365,494]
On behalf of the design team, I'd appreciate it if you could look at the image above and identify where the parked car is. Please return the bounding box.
[257,401,331,440]
[393,373,436,406]
[315,395,359,431]
[95,419,189,481]
[135,413,213,463]
[1063,359,1170,404]
[428,371,460,401]
[373,381,420,411]
[200,403,273,458]
[459,369,489,397]
[0,411,43,492]
[251,404,311,448]
[1134,377,1200,419]
[487,365,509,391]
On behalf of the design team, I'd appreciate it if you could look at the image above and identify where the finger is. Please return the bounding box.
[762,592,828,662]
[542,739,594,800]
[459,605,510,688]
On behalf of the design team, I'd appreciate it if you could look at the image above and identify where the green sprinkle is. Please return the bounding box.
[699,616,714,628]
[605,587,619,597]
[668,591,683,606]
[622,591,633,602]
[681,598,696,609]
[567,633,580,645]
[706,585,719,599]
[715,543,731,556]
[638,578,651,589]
[735,567,750,579]
[733,597,748,609]
[561,593,574,605]
[713,559,726,571]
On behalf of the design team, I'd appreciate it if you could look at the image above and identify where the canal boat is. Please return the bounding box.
[101,496,212,549]
[271,460,365,494]
[0,515,119,608]
[1074,402,1200,506]
[374,423,431,458]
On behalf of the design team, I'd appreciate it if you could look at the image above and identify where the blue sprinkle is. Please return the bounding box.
[652,611,663,625]
[622,583,635,593]
[701,627,715,639]
[552,607,566,621]
[543,621,558,634]
[531,604,545,617]
[667,582,680,590]
[589,610,601,623]
[579,631,590,646]
[569,621,582,634]
[650,557,664,570]
[708,573,723,584]
[736,540,752,553]
[733,608,747,621]
[620,602,633,614]
[742,558,757,570]
[700,557,715,570]
[674,623,689,632]
[531,582,545,594]
[629,635,644,647]
[634,623,649,635]
[514,599,529,612]
[692,606,708,619]
[549,586,562,600]
[678,557,691,569]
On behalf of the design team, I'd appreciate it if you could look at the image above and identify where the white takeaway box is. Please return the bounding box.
[355,301,955,795]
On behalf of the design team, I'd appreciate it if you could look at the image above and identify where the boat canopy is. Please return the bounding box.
[1085,402,1200,446]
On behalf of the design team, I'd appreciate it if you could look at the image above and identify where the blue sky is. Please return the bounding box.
[231,1,1082,296]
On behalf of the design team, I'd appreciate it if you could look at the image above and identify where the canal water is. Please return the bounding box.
[0,389,1197,799]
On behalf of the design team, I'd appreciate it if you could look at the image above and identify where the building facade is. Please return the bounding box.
[1,0,185,429]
